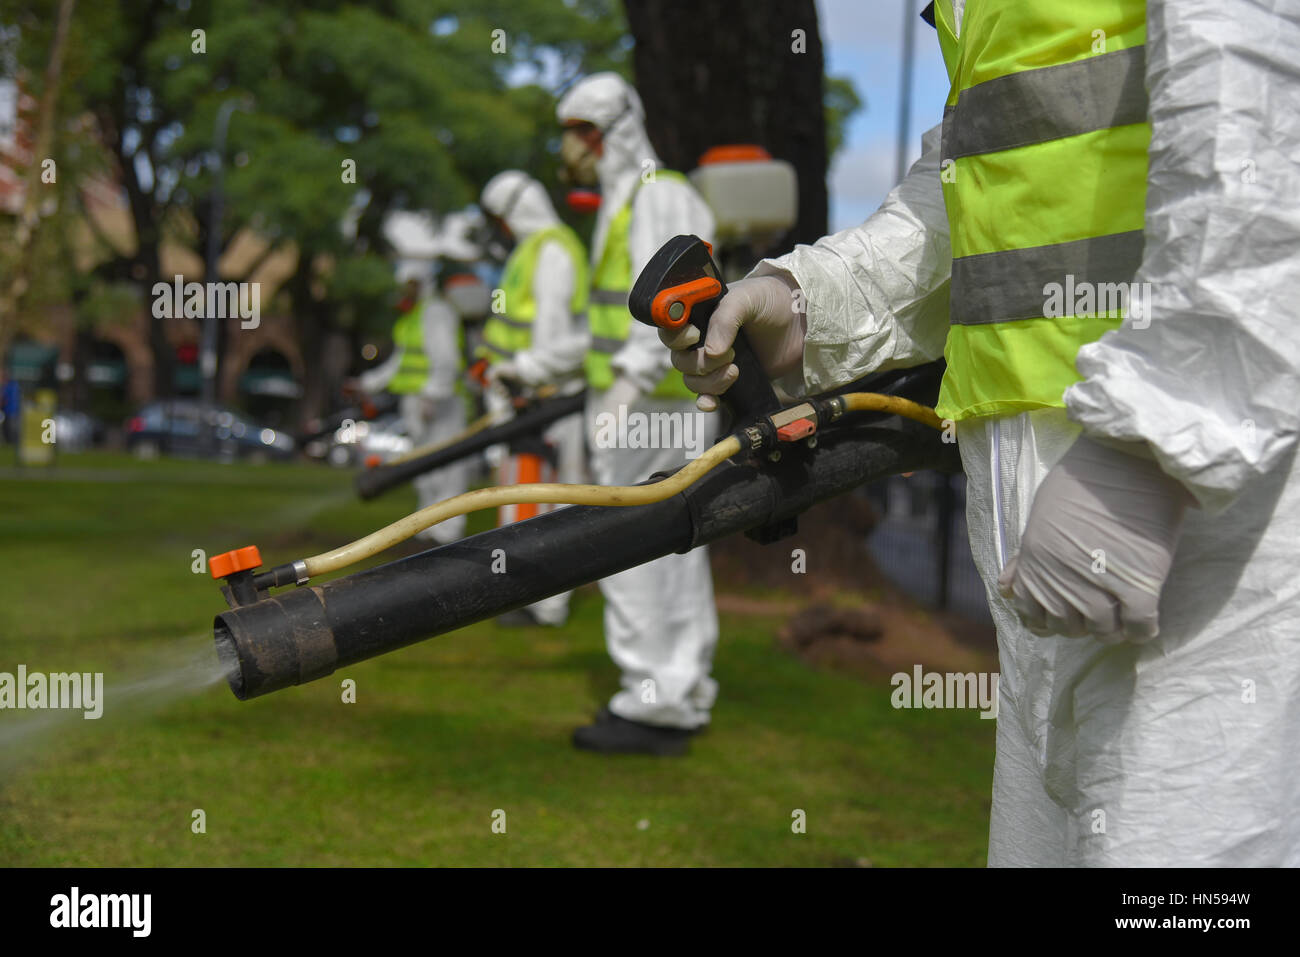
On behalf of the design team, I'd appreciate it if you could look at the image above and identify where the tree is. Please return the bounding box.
[624,0,858,253]
[5,0,630,416]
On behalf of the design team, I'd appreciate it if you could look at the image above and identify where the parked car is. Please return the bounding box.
[126,400,296,462]
[51,411,106,452]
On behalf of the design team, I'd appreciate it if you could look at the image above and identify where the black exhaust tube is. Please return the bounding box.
[297,394,398,447]
[216,414,959,700]
[354,390,587,500]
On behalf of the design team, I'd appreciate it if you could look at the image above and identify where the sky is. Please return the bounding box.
[816,0,949,232]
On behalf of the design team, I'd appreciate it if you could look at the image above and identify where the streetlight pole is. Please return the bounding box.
[895,0,918,185]
[202,95,251,452]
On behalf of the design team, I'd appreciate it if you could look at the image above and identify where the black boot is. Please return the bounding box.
[572,707,700,756]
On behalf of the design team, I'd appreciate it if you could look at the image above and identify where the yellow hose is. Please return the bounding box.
[305,436,743,578]
[298,392,943,579]
[843,391,946,430]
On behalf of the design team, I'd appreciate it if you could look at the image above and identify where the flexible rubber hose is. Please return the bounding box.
[298,392,942,579]
[303,435,743,578]
[843,392,946,430]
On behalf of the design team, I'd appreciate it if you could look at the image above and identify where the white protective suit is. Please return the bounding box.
[753,0,1300,865]
[480,170,589,625]
[557,74,721,729]
[360,286,470,545]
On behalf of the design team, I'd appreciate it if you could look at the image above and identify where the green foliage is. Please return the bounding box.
[327,252,396,335]
[79,280,144,330]
[2,0,629,383]
[825,73,864,161]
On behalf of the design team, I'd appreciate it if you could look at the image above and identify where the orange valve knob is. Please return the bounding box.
[775,417,816,442]
[210,545,262,580]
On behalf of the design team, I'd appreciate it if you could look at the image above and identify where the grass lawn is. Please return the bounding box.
[0,451,993,866]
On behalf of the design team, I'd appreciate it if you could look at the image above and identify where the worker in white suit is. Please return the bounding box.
[556,73,720,755]
[357,261,474,545]
[477,170,590,626]
[660,0,1300,864]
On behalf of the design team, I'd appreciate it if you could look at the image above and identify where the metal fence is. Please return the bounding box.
[864,472,991,623]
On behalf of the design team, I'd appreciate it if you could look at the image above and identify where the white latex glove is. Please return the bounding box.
[486,360,524,391]
[998,435,1193,643]
[657,275,807,412]
[594,376,643,423]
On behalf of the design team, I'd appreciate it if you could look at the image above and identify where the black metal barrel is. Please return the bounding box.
[354,390,587,500]
[215,412,959,700]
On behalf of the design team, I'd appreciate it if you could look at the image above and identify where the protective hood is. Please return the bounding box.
[480,171,561,240]
[556,72,661,192]
[393,260,433,300]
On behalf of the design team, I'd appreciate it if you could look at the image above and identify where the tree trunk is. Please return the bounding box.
[623,0,828,254]
[287,256,332,427]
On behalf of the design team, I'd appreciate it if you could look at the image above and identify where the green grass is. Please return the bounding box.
[0,451,993,866]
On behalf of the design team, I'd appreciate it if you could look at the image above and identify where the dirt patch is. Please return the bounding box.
[777,596,996,681]
[710,491,997,680]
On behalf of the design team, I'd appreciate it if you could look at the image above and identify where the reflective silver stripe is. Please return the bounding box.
[941,46,1148,161]
[950,230,1144,325]
[490,313,532,329]
[589,288,629,306]
[481,341,515,359]
[590,336,624,354]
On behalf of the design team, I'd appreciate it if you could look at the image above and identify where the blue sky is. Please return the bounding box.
[817,0,949,232]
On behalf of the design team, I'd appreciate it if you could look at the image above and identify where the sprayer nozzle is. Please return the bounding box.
[211,545,266,609]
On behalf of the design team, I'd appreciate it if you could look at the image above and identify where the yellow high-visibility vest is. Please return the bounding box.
[933,0,1149,421]
[584,171,696,399]
[477,225,589,364]
[388,301,466,397]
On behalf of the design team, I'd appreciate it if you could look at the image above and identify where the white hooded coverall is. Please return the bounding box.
[480,170,589,625]
[360,293,470,544]
[557,74,721,730]
[755,0,1300,865]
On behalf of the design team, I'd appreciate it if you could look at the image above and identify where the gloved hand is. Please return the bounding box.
[594,375,643,423]
[486,360,525,393]
[657,274,807,412]
[997,435,1193,643]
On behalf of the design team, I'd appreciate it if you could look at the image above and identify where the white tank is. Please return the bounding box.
[443,274,491,321]
[689,145,798,244]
